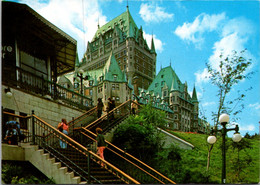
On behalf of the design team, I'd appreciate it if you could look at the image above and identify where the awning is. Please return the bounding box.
[2,1,77,76]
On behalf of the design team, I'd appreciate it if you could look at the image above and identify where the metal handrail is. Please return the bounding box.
[84,99,132,130]
[71,99,175,184]
[67,106,97,128]
[2,66,93,110]
[79,127,176,184]
[32,114,140,184]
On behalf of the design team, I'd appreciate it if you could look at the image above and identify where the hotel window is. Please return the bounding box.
[116,96,120,101]
[112,84,115,90]
[116,84,119,90]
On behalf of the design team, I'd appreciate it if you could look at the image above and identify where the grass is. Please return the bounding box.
[167,130,259,184]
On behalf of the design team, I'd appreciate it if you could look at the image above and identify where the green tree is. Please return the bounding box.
[206,49,253,172]
[111,103,166,162]
[206,49,253,125]
[227,138,253,183]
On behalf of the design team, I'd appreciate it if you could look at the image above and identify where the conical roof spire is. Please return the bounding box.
[192,86,198,102]
[75,52,80,67]
[151,35,156,54]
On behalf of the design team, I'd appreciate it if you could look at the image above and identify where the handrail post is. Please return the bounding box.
[72,117,74,137]
[42,132,45,147]
[87,145,91,184]
[32,110,35,145]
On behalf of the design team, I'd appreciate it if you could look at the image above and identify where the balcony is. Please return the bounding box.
[2,66,93,110]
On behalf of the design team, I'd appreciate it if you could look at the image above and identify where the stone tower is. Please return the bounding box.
[78,6,157,92]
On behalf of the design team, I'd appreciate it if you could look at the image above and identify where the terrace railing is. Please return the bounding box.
[2,66,93,110]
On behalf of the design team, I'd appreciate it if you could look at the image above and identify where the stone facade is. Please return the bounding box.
[2,85,85,128]
[78,7,157,91]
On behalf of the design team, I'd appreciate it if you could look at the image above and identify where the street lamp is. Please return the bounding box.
[76,69,89,95]
[207,113,242,184]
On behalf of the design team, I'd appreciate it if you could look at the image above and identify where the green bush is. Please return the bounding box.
[2,162,55,184]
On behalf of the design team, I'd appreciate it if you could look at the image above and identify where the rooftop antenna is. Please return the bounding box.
[126,0,129,9]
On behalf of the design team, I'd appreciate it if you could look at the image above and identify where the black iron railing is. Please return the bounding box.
[71,100,176,184]
[84,100,132,134]
[31,112,139,184]
[76,128,176,184]
[2,66,93,110]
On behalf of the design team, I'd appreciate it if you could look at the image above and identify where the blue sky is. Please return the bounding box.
[10,0,260,136]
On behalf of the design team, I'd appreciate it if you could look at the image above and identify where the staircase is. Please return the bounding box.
[3,100,175,184]
[30,113,140,184]
[70,100,175,184]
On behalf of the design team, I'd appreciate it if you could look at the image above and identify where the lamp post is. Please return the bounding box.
[76,69,89,96]
[207,113,242,184]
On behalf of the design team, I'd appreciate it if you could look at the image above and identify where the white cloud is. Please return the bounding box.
[174,13,226,48]
[202,101,216,107]
[195,68,210,85]
[193,15,255,85]
[139,3,174,23]
[238,124,256,132]
[207,17,255,72]
[143,31,164,53]
[249,103,260,110]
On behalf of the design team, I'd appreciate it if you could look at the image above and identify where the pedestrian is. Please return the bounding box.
[96,127,106,167]
[4,124,18,145]
[97,98,104,118]
[131,98,139,115]
[57,118,69,149]
[5,119,25,142]
[107,98,115,120]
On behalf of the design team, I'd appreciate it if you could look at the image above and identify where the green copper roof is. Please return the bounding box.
[74,52,126,85]
[103,51,127,82]
[92,8,138,41]
[75,52,80,67]
[192,86,199,102]
[148,66,183,96]
[151,36,156,54]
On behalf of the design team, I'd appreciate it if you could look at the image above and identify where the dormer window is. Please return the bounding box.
[99,76,103,82]
[161,81,165,86]
[113,74,118,81]
[89,80,93,86]
[155,83,158,87]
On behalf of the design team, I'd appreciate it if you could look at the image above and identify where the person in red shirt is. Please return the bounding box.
[96,127,106,167]
[57,118,68,149]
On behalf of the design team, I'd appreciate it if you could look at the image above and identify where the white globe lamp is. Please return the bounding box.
[207,135,217,144]
[79,69,84,75]
[232,133,242,142]
[219,113,230,123]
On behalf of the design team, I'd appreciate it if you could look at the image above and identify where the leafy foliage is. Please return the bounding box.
[206,49,253,124]
[2,162,55,184]
[168,131,259,183]
[112,103,165,162]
